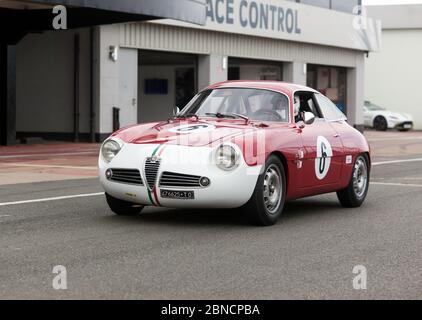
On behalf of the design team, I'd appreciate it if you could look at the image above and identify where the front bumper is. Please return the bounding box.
[393,121,413,130]
[99,143,262,209]
[388,119,413,130]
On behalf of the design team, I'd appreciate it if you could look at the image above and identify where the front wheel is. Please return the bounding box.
[243,155,286,226]
[106,193,144,216]
[337,155,370,208]
[373,116,388,131]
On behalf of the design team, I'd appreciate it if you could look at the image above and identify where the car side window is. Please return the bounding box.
[294,92,322,123]
[315,94,347,121]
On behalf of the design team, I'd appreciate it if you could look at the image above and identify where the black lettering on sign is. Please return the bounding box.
[206,0,301,35]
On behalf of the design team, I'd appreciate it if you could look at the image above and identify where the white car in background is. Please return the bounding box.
[363,101,414,131]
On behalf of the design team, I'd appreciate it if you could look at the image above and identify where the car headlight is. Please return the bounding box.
[101,140,121,163]
[215,145,240,171]
[389,116,399,120]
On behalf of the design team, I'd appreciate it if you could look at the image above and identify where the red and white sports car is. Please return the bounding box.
[99,81,370,226]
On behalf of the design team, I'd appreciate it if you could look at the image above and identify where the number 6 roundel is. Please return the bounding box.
[315,136,333,180]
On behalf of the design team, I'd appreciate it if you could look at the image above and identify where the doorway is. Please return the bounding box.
[138,50,197,123]
[228,58,283,81]
[307,65,347,114]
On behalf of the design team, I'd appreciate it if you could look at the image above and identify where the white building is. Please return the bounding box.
[365,4,422,130]
[2,0,382,145]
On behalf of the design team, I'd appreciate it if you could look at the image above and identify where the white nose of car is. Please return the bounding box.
[363,102,414,132]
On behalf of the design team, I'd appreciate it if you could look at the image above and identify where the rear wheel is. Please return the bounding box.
[106,193,144,216]
[337,155,370,208]
[373,116,388,131]
[243,155,286,226]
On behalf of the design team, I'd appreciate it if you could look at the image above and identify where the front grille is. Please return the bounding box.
[108,168,143,185]
[159,172,202,188]
[144,158,161,190]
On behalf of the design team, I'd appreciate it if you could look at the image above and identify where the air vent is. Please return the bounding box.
[159,172,209,188]
[108,168,143,185]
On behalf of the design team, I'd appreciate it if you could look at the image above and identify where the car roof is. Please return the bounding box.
[203,80,318,96]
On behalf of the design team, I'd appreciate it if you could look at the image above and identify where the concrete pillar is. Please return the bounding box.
[347,54,365,131]
[198,53,228,91]
[95,25,119,141]
[0,44,16,146]
[95,25,138,141]
[283,61,307,85]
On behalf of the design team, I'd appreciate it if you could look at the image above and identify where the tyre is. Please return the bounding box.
[337,154,370,208]
[373,116,388,131]
[106,193,144,216]
[243,155,286,226]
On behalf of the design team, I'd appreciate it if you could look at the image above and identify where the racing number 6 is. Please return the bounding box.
[319,142,328,174]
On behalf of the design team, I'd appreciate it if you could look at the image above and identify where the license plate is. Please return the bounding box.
[160,190,195,200]
[404,124,412,129]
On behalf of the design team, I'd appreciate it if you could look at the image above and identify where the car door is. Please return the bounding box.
[295,92,344,188]
[363,107,373,127]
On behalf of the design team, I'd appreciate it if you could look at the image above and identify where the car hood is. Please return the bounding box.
[112,119,261,147]
[384,111,413,120]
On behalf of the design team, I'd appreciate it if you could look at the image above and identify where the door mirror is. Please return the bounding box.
[298,112,316,128]
[303,112,315,125]
[173,106,181,116]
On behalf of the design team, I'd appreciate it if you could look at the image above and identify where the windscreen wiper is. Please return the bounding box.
[206,112,233,119]
[167,113,200,123]
[230,113,250,123]
[206,113,249,123]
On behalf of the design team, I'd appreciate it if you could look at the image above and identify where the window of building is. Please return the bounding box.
[307,64,347,115]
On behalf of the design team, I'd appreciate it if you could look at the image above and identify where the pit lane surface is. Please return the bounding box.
[1,132,421,299]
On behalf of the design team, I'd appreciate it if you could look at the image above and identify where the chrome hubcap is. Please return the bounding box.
[353,157,368,198]
[263,165,282,214]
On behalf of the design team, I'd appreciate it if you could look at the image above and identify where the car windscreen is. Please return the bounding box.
[180,88,290,123]
[365,102,385,111]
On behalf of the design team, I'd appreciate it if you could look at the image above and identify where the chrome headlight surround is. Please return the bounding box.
[101,139,122,163]
[215,144,240,171]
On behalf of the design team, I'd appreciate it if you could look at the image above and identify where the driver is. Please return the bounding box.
[294,95,301,123]
[271,95,289,122]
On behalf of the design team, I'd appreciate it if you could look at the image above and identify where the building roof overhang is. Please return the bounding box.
[0,0,206,43]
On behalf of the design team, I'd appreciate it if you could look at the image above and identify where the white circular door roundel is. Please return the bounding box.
[169,124,216,134]
[315,136,333,180]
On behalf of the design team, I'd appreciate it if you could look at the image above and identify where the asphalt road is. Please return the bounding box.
[1,137,422,299]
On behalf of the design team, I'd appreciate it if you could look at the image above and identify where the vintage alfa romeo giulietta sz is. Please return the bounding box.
[99,81,370,226]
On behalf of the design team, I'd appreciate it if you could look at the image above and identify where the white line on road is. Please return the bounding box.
[0,151,98,159]
[367,136,422,142]
[2,163,98,170]
[372,182,422,188]
[0,215,11,218]
[0,192,104,207]
[373,158,422,166]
